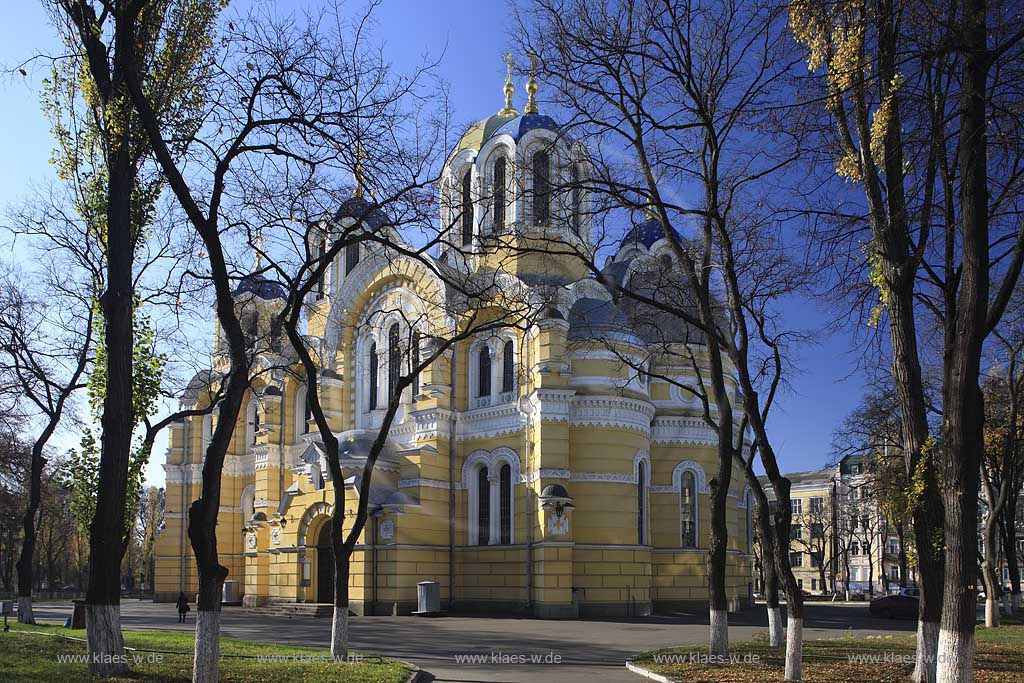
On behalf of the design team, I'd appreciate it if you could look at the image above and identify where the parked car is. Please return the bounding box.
[869,592,919,619]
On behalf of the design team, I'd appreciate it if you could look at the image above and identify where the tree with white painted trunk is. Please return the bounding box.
[515,0,809,670]
[0,257,95,626]
[789,2,1024,679]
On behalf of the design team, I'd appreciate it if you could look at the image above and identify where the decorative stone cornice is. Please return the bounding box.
[650,415,718,446]
[457,401,524,441]
[164,463,203,484]
[569,395,655,435]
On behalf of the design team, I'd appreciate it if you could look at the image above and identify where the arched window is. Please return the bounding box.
[246,400,259,447]
[476,466,490,545]
[681,471,697,548]
[296,385,310,436]
[368,342,378,410]
[637,461,647,544]
[532,150,551,224]
[745,490,754,552]
[201,413,213,455]
[461,169,473,245]
[410,330,421,400]
[499,463,512,544]
[477,346,491,398]
[388,324,401,404]
[345,241,359,274]
[571,163,581,235]
[241,485,256,522]
[493,156,507,232]
[501,339,514,394]
[315,239,327,299]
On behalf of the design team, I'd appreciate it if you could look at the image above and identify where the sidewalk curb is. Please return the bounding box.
[625,661,678,683]
[402,660,426,683]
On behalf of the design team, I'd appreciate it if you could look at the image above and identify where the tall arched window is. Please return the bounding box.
[315,239,327,299]
[532,150,550,224]
[501,340,514,393]
[571,163,581,235]
[388,323,401,404]
[461,169,473,245]
[493,156,507,232]
[201,413,213,455]
[681,471,697,548]
[637,461,647,544]
[477,466,490,545]
[745,490,754,552]
[296,386,310,435]
[345,241,359,274]
[247,400,259,446]
[411,330,421,399]
[368,342,378,410]
[499,463,512,544]
[477,346,491,398]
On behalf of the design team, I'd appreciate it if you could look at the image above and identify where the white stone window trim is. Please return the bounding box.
[673,460,707,548]
[463,447,521,546]
[634,450,651,544]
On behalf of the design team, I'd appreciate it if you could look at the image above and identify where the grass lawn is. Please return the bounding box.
[631,622,1024,682]
[1,621,410,683]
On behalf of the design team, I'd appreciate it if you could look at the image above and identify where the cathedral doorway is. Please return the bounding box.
[316,522,334,603]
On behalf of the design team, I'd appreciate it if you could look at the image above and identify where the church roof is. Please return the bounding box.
[233,273,287,301]
[454,112,562,154]
[332,195,390,232]
[619,218,682,251]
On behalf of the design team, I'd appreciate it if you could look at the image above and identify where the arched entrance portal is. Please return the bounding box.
[316,522,334,603]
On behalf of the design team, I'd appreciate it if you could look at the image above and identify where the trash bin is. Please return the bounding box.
[222,580,241,605]
[413,581,439,615]
[70,600,86,629]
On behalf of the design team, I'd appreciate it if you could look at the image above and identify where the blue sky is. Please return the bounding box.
[0,0,866,486]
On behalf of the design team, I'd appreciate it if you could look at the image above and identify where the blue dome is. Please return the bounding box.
[619,218,680,250]
[454,112,562,154]
[233,274,287,301]
[333,195,389,232]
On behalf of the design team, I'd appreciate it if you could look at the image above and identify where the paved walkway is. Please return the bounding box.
[32,600,917,682]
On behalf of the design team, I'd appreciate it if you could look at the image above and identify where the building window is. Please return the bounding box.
[247,400,259,446]
[477,345,491,398]
[811,522,824,539]
[345,241,359,274]
[411,331,420,399]
[745,490,753,552]
[493,156,507,232]
[790,551,803,568]
[809,497,824,514]
[681,470,696,548]
[637,461,647,544]
[570,163,581,234]
[532,150,550,224]
[201,413,213,455]
[501,339,514,393]
[791,524,802,541]
[296,385,311,435]
[315,240,327,299]
[851,541,860,556]
[388,324,401,404]
[461,169,473,245]
[790,498,803,515]
[476,466,490,545]
[499,463,512,544]
[368,342,378,410]
[811,578,818,591]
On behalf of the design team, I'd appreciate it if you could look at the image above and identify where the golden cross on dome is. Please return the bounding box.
[499,53,518,116]
[524,53,540,115]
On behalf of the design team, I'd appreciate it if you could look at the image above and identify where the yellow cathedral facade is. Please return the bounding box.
[155,66,755,619]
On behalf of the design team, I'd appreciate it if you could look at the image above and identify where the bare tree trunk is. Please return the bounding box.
[936,3,989,679]
[15,442,44,625]
[706,341,733,659]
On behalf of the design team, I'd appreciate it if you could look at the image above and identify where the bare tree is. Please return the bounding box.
[516,0,813,674]
[789,1,1024,678]
[0,263,94,624]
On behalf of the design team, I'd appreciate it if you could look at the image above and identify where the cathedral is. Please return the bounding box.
[154,61,755,618]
